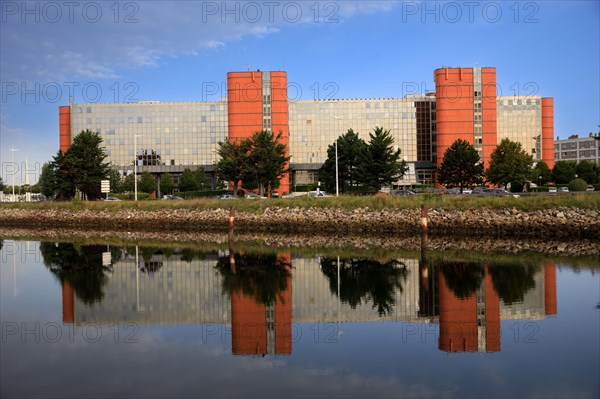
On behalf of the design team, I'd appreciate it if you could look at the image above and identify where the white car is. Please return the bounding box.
[548,187,557,193]
[307,191,329,197]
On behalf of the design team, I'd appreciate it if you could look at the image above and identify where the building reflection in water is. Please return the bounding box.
[45,242,557,355]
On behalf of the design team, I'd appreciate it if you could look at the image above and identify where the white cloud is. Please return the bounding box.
[0,1,396,83]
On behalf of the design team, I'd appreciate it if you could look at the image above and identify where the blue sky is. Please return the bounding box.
[1,1,599,184]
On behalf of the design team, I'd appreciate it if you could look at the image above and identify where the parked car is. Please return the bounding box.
[246,193,267,199]
[461,188,472,194]
[307,190,329,197]
[558,187,569,193]
[586,185,595,192]
[104,197,121,201]
[390,189,415,196]
[219,194,235,200]
[548,187,557,193]
[163,195,184,200]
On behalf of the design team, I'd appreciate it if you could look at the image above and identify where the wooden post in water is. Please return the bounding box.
[228,206,236,274]
[420,204,429,280]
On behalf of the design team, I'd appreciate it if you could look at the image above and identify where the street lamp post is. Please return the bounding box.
[9,147,19,201]
[134,135,142,201]
[335,141,339,197]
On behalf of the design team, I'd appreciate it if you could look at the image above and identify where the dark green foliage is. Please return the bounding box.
[552,160,577,184]
[568,178,588,192]
[319,129,368,193]
[108,169,122,194]
[242,130,290,196]
[38,162,57,197]
[63,130,111,199]
[357,126,408,191]
[319,257,409,316]
[178,168,205,192]
[160,173,175,195]
[531,160,552,186]
[486,138,533,190]
[437,139,484,192]
[216,139,252,196]
[575,161,598,184]
[138,171,156,194]
[122,173,135,193]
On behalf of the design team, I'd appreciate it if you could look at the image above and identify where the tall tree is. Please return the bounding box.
[575,160,597,184]
[178,168,200,192]
[485,138,533,190]
[122,173,135,193]
[437,139,484,193]
[357,126,407,191]
[216,138,251,196]
[0,176,4,191]
[242,130,290,196]
[193,167,210,190]
[107,169,122,194]
[319,129,367,193]
[531,160,552,186]
[160,173,175,195]
[62,130,111,199]
[38,162,57,198]
[552,160,577,184]
[50,150,76,199]
[138,171,156,194]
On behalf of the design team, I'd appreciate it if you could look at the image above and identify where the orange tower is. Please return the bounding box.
[541,98,555,169]
[434,67,497,170]
[59,106,71,153]
[227,71,290,194]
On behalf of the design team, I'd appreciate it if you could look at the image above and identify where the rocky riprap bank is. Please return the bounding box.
[1,206,598,239]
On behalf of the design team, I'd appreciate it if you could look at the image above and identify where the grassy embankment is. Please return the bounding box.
[2,192,599,213]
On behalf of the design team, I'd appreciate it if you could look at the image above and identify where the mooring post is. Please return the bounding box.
[228,206,236,274]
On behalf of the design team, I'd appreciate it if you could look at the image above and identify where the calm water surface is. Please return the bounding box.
[1,239,598,398]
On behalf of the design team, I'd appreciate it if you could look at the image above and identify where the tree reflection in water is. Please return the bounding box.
[438,260,539,304]
[439,261,485,299]
[39,242,112,305]
[215,253,291,306]
[320,258,409,316]
[488,264,538,304]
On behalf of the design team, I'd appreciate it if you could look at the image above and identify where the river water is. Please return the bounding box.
[1,238,598,398]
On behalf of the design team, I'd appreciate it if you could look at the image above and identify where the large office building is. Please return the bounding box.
[554,134,600,164]
[58,67,555,193]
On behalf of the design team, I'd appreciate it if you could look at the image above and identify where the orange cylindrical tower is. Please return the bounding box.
[275,253,292,355]
[544,263,558,315]
[480,67,497,168]
[484,268,501,352]
[59,106,71,153]
[231,290,267,355]
[227,71,290,194]
[435,67,475,169]
[541,98,555,169]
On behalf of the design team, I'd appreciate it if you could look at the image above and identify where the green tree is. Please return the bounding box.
[160,173,175,195]
[531,160,552,186]
[0,176,4,191]
[50,150,76,199]
[575,161,597,184]
[193,167,210,190]
[108,169,122,194]
[216,139,252,197]
[357,126,407,191]
[122,173,135,193]
[178,168,200,192]
[319,129,368,193]
[63,130,111,199]
[485,138,533,190]
[242,130,290,196]
[552,160,577,184]
[437,139,484,193]
[138,171,156,194]
[38,162,57,198]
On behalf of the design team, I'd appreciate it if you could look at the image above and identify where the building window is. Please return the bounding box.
[86,107,91,113]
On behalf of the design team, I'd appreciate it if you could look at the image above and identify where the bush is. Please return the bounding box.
[568,178,588,192]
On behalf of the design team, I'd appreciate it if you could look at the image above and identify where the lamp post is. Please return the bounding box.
[538,175,542,188]
[9,147,19,201]
[334,115,342,197]
[134,135,142,201]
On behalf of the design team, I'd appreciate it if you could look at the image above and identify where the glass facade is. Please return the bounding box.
[496,96,543,160]
[70,101,228,169]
